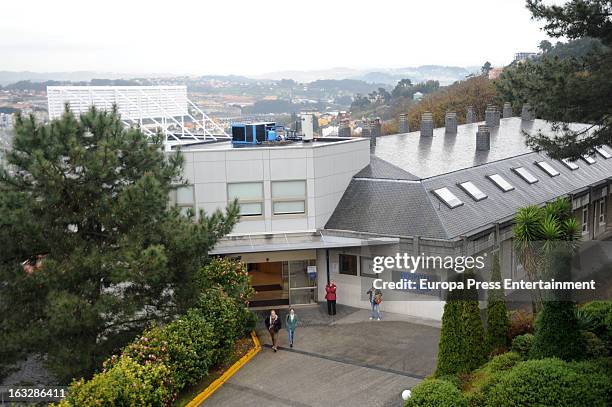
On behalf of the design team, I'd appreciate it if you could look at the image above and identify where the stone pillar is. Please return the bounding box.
[485,105,499,128]
[521,103,534,121]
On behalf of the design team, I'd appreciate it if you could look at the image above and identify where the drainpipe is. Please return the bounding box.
[326,249,330,284]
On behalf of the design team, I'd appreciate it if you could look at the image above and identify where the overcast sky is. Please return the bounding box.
[1,0,557,76]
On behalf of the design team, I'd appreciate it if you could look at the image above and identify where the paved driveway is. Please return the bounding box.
[203,305,440,407]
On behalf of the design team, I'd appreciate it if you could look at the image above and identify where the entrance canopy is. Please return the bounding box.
[209,231,398,255]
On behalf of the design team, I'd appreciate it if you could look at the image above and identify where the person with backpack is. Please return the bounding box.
[366,284,383,320]
[285,307,299,348]
[264,310,282,352]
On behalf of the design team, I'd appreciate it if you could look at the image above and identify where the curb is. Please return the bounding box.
[185,331,261,407]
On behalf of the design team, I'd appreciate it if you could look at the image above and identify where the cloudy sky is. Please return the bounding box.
[1,0,556,75]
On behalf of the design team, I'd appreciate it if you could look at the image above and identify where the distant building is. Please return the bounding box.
[0,113,14,128]
[514,52,538,63]
[413,91,423,101]
[488,67,504,80]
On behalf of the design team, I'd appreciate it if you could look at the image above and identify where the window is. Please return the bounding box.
[458,181,487,201]
[360,257,378,278]
[582,155,596,165]
[432,187,463,208]
[595,147,611,159]
[599,199,606,224]
[561,158,579,170]
[173,185,194,216]
[487,174,514,192]
[513,167,538,184]
[271,180,306,215]
[535,161,560,177]
[339,254,358,276]
[582,206,589,234]
[228,182,263,216]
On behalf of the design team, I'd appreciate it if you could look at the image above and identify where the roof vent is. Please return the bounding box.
[420,112,433,137]
[399,113,409,133]
[445,112,457,134]
[466,106,475,124]
[521,103,534,121]
[476,125,490,151]
[503,102,513,119]
[485,105,500,128]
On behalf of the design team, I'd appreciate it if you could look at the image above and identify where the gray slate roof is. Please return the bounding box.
[353,155,419,180]
[326,121,612,240]
[373,117,593,178]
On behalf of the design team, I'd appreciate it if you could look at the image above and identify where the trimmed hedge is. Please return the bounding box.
[483,358,611,407]
[511,333,534,359]
[485,253,509,355]
[404,379,468,407]
[56,258,256,406]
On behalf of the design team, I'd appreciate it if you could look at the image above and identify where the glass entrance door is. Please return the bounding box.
[288,260,318,305]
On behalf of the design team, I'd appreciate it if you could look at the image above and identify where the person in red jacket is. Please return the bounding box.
[325,280,337,315]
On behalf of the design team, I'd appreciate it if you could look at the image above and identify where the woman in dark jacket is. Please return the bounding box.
[264,310,282,352]
[325,281,337,315]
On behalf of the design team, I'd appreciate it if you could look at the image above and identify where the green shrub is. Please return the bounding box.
[582,331,608,358]
[199,258,254,304]
[436,273,486,376]
[483,358,610,407]
[59,357,174,407]
[485,352,521,372]
[531,301,585,361]
[118,310,219,390]
[511,334,534,359]
[580,301,612,350]
[434,374,461,388]
[404,379,468,407]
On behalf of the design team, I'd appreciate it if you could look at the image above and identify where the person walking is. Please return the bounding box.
[264,310,281,352]
[366,284,383,320]
[325,280,337,316]
[285,307,299,348]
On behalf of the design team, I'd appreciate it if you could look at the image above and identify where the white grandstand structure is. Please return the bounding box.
[47,86,230,148]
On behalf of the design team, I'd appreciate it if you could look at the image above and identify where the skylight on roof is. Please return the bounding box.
[595,147,611,159]
[432,187,464,209]
[535,161,560,177]
[582,155,596,165]
[458,181,487,201]
[561,158,579,170]
[513,167,538,184]
[487,174,514,192]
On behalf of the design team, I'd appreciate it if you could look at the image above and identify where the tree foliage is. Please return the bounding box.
[485,253,510,355]
[436,273,487,376]
[495,0,612,159]
[0,107,239,382]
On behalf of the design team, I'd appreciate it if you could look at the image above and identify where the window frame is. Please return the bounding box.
[227,182,264,218]
[338,254,358,276]
[582,206,589,234]
[458,181,487,201]
[432,187,464,209]
[595,147,611,159]
[535,161,560,177]
[172,184,195,216]
[512,166,539,184]
[581,155,596,165]
[599,199,606,225]
[271,179,307,216]
[359,256,378,278]
[487,174,515,192]
[560,158,579,170]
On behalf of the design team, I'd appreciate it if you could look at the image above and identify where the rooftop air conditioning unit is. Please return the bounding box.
[300,114,314,141]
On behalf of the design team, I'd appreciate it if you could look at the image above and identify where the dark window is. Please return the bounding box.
[339,254,358,276]
[245,125,254,143]
[232,126,245,142]
[255,124,266,142]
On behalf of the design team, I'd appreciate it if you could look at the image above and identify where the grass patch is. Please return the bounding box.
[173,335,255,407]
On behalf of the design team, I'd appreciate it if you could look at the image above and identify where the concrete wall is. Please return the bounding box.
[179,138,370,234]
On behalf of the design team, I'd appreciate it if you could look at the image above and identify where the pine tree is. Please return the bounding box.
[0,107,239,382]
[485,253,510,355]
[436,272,486,376]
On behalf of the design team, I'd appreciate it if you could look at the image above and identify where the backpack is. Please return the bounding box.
[374,293,382,304]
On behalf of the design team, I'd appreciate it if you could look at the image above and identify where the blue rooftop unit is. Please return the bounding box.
[231,122,277,144]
